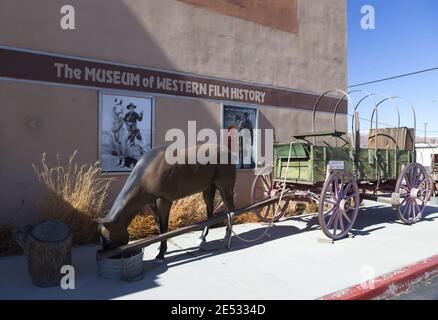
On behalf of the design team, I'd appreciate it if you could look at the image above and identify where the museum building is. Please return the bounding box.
[0,0,347,224]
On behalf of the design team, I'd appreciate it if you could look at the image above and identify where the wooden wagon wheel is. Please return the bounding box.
[395,163,432,224]
[318,171,360,240]
[251,166,289,223]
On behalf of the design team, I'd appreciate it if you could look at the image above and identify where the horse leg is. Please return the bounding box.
[217,184,235,213]
[155,197,172,262]
[217,184,235,249]
[197,184,217,248]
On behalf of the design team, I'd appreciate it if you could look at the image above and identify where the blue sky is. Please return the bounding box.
[347,0,438,136]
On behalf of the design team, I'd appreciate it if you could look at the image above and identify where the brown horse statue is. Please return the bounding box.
[98,144,236,261]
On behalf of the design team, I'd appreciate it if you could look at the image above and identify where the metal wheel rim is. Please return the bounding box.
[395,163,431,224]
[318,171,360,240]
[251,166,288,222]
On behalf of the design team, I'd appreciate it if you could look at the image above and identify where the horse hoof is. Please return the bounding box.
[154,257,165,264]
[197,240,208,251]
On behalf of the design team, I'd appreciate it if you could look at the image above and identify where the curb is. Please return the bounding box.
[320,255,438,300]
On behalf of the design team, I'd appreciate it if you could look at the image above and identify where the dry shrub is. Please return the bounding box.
[0,224,22,256]
[305,202,319,214]
[284,201,318,217]
[33,151,112,245]
[128,212,158,241]
[233,212,260,224]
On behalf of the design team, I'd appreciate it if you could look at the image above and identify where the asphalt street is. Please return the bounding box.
[392,275,438,300]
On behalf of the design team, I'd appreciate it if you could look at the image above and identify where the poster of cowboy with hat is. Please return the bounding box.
[124,102,144,146]
[100,93,152,173]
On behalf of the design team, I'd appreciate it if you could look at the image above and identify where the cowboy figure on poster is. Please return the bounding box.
[124,103,143,146]
[238,112,255,168]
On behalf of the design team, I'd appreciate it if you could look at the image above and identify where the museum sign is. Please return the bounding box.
[0,47,347,113]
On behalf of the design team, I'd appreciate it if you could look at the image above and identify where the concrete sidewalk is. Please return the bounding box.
[1,201,438,300]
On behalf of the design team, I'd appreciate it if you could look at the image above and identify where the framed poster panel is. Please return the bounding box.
[222,104,258,170]
[99,92,153,173]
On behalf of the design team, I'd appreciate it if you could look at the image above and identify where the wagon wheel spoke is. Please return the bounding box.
[411,202,416,220]
[341,210,352,224]
[332,213,339,236]
[271,203,278,218]
[338,211,345,232]
[343,182,352,196]
[263,204,273,219]
[413,201,421,217]
[261,176,271,190]
[273,204,280,218]
[405,169,413,189]
[324,206,336,217]
[415,176,426,189]
[326,209,337,228]
[329,188,337,201]
[402,199,411,220]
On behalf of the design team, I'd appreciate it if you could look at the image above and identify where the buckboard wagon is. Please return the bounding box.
[97,89,432,262]
[252,90,432,240]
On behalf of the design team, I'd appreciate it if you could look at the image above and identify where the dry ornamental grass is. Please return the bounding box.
[33,151,112,244]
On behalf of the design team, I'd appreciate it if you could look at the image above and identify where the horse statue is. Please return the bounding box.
[98,144,236,262]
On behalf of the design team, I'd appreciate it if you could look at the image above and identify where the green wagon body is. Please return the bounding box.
[274,142,414,184]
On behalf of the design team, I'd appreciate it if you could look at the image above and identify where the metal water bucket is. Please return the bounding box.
[97,249,144,281]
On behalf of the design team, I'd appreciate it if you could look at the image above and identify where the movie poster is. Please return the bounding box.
[100,93,153,173]
[222,105,258,169]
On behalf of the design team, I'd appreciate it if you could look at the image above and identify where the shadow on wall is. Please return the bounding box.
[0,0,243,226]
[0,0,184,225]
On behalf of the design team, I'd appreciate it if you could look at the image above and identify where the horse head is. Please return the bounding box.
[98,156,156,250]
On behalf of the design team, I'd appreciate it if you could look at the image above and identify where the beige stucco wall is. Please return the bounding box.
[0,80,347,225]
[0,0,347,92]
[0,0,347,225]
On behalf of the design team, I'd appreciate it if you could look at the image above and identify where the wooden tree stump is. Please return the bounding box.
[14,220,72,287]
